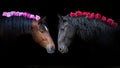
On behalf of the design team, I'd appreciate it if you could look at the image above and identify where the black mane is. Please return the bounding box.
[0,16,33,40]
[63,14,119,41]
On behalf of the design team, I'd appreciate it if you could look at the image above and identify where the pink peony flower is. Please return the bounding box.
[87,12,91,16]
[35,15,41,21]
[88,13,95,19]
[13,12,20,16]
[18,12,24,16]
[6,12,12,17]
[76,11,82,17]
[111,22,118,28]
[22,12,28,17]
[101,16,106,22]
[2,12,8,16]
[29,14,35,19]
[107,18,113,25]
[70,12,76,17]
[2,11,41,21]
[26,13,31,18]
[83,12,87,16]
[95,13,101,19]
[10,11,16,16]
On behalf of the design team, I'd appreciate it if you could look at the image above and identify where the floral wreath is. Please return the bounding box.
[2,11,41,21]
[70,10,118,28]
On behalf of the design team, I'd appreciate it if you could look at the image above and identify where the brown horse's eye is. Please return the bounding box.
[39,23,48,33]
[40,29,44,33]
[41,31,44,33]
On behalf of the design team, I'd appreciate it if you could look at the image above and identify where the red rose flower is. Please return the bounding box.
[88,13,95,19]
[70,12,76,17]
[101,16,107,22]
[87,12,90,16]
[76,11,82,17]
[83,12,87,16]
[111,22,118,28]
[107,18,113,25]
[95,13,101,19]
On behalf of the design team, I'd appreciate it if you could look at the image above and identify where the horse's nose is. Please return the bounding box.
[58,45,68,53]
[46,45,55,54]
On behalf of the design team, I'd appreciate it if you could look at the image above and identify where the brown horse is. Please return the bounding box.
[31,18,55,53]
[0,11,55,53]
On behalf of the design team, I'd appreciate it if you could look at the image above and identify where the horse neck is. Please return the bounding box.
[0,23,32,39]
[0,24,3,38]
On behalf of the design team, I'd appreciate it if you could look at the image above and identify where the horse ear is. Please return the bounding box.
[57,14,63,20]
[38,16,47,24]
[41,16,47,21]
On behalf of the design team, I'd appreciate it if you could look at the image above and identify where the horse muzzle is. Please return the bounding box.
[58,45,68,53]
[46,45,55,54]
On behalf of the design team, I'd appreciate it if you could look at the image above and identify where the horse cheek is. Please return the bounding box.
[32,31,43,44]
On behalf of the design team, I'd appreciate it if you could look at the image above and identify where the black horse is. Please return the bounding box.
[58,10,120,53]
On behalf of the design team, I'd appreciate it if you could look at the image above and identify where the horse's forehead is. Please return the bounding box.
[32,22,38,25]
[63,16,69,19]
[32,20,39,23]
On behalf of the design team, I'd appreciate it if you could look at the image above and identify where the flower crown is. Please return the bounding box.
[2,11,41,21]
[70,10,118,28]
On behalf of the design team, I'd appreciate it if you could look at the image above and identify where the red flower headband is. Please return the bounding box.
[70,10,118,28]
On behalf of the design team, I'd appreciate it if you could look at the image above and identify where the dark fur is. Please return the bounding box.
[58,14,120,52]
[59,15,119,41]
[0,16,33,40]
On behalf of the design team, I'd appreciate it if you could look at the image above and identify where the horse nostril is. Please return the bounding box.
[58,46,68,53]
[51,46,55,51]
[59,48,62,51]
[46,45,55,54]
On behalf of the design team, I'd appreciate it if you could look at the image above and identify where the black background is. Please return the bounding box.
[0,0,120,67]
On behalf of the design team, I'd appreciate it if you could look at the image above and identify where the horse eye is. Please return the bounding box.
[61,28,64,31]
[40,30,44,33]
[39,27,44,33]
[63,19,67,22]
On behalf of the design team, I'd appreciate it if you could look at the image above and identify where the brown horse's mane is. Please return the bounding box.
[0,16,33,40]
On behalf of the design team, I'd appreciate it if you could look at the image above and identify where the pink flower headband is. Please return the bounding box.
[70,10,118,28]
[2,11,41,21]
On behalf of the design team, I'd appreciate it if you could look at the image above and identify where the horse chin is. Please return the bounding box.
[60,49,68,54]
[46,45,55,54]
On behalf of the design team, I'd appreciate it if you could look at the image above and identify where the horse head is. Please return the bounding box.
[31,16,55,53]
[58,15,75,53]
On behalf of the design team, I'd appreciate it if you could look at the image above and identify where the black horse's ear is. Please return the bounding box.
[57,14,63,20]
[41,16,47,21]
